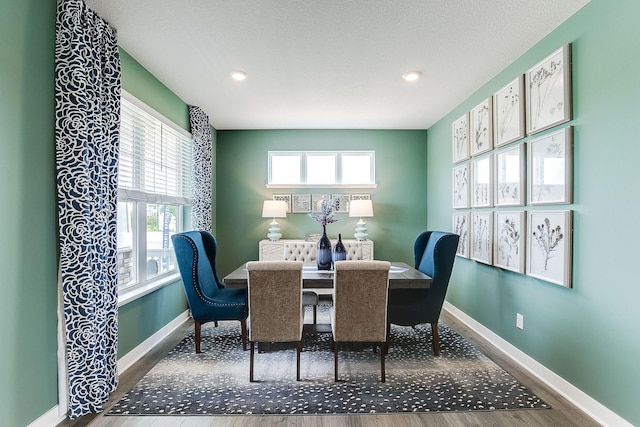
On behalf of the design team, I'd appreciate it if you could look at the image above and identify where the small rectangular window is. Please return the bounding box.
[268,151,375,187]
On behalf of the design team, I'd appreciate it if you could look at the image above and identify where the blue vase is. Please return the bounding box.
[317,227,332,270]
[333,233,347,263]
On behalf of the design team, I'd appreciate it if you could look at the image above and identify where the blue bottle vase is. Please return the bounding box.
[317,227,332,270]
[333,233,347,263]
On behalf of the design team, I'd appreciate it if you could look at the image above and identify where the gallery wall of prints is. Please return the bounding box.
[452,44,573,288]
[272,193,370,214]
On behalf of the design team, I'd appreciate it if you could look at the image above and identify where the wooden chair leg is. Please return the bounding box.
[195,321,202,354]
[431,322,440,357]
[241,319,247,351]
[384,322,391,355]
[380,341,386,383]
[249,341,255,382]
[334,341,339,382]
[296,341,302,381]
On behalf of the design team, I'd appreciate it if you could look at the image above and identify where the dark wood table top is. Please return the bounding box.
[223,261,431,290]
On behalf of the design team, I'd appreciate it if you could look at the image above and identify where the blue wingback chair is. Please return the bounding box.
[172,230,248,353]
[387,231,459,356]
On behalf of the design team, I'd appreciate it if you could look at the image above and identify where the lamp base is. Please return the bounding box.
[353,218,368,241]
[267,220,282,241]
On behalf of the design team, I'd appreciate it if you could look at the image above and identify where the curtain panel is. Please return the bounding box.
[55,0,121,418]
[189,106,213,231]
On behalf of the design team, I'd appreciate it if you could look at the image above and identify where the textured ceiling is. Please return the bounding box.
[84,0,589,130]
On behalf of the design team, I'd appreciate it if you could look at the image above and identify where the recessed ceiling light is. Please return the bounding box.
[231,70,247,81]
[402,71,422,82]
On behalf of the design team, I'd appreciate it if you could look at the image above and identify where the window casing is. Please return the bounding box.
[117,92,193,303]
[267,151,376,188]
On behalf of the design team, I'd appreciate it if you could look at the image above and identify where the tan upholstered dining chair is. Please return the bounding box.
[331,260,391,382]
[246,261,304,382]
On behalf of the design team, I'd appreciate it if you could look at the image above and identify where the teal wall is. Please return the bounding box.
[426,0,640,425]
[215,130,427,276]
[0,1,58,425]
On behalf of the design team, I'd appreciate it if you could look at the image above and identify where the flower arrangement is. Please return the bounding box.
[308,197,340,227]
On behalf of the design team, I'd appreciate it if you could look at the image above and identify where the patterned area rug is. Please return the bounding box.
[107,306,550,415]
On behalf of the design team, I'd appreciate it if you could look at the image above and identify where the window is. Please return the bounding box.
[117,92,193,301]
[268,151,376,187]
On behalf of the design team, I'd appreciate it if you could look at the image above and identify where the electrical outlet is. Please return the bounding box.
[516,313,524,330]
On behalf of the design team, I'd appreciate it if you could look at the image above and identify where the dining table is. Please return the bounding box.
[223,261,431,347]
[222,261,432,289]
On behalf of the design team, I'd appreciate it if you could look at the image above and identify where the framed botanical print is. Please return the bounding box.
[471,155,492,208]
[332,194,351,213]
[526,44,572,134]
[272,194,291,213]
[291,194,311,213]
[494,211,525,273]
[452,113,469,163]
[494,142,525,206]
[453,212,470,258]
[471,212,493,265]
[470,97,493,156]
[452,162,469,209]
[493,75,525,146]
[350,194,371,201]
[528,127,573,205]
[311,194,331,213]
[526,210,572,287]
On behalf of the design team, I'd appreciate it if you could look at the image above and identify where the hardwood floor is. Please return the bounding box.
[57,311,601,427]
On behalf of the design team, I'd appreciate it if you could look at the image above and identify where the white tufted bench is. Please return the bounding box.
[283,241,364,261]
[260,239,373,262]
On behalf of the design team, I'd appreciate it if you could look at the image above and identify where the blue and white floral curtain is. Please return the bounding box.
[189,106,213,231]
[55,0,121,418]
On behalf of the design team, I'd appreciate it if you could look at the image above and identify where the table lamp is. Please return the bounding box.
[349,199,373,241]
[262,200,287,241]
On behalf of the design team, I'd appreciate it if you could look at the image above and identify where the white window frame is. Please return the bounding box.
[117,91,193,306]
[267,150,377,188]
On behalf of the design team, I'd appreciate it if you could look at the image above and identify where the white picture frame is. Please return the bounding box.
[494,211,526,273]
[332,194,351,213]
[471,211,493,265]
[528,127,573,205]
[291,194,311,213]
[452,113,469,162]
[453,212,470,258]
[311,194,331,213]
[526,44,572,134]
[526,210,572,288]
[471,155,493,208]
[493,75,525,146]
[452,162,469,209]
[350,194,371,200]
[494,142,525,207]
[470,97,493,156]
[272,194,291,213]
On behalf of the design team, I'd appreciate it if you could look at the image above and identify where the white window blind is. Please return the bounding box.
[119,98,193,204]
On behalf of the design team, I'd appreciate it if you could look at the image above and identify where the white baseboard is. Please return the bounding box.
[29,310,190,427]
[444,302,633,427]
[26,405,65,427]
[117,310,190,374]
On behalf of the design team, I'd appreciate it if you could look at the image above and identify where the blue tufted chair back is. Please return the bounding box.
[171,230,223,320]
[388,231,459,326]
